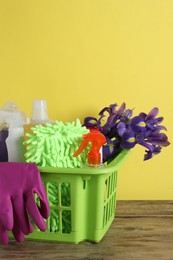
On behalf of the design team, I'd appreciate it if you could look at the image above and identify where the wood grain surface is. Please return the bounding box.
[0,200,173,260]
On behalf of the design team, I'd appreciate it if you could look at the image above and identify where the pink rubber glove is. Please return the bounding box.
[0,162,50,245]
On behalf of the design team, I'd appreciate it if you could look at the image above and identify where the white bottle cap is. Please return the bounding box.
[32,99,49,123]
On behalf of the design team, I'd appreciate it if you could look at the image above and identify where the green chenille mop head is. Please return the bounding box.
[23,119,90,167]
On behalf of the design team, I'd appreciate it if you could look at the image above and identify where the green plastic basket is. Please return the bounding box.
[26,150,130,243]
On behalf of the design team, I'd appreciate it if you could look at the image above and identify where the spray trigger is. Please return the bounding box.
[73,128,106,167]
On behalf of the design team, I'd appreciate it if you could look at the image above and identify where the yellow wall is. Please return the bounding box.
[0,0,172,199]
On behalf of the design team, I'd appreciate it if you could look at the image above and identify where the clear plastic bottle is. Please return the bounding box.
[24,99,54,142]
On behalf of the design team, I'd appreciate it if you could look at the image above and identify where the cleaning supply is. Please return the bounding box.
[73,128,106,168]
[23,119,90,168]
[0,102,30,162]
[24,99,54,140]
[31,99,54,125]
[0,122,9,162]
[0,162,50,245]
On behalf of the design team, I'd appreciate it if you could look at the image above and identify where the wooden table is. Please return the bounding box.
[0,201,173,260]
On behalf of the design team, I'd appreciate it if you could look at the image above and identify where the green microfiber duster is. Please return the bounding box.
[23,118,90,168]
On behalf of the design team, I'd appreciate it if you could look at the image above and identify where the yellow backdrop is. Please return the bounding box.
[0,0,172,199]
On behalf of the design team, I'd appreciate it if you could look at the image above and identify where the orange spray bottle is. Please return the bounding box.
[73,128,106,168]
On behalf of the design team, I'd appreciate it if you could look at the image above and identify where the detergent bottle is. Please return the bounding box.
[0,122,9,162]
[73,128,106,168]
[0,101,30,162]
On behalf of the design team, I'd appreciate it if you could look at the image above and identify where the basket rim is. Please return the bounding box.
[38,149,130,176]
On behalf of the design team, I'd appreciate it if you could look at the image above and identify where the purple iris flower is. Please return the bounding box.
[144,146,162,160]
[129,116,147,133]
[139,107,159,120]
[128,107,170,160]
[102,137,120,163]
[83,117,98,128]
[98,103,127,135]
[117,122,127,136]
[120,130,136,149]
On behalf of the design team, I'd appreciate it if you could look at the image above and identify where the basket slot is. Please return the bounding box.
[62,210,71,234]
[61,183,71,207]
[50,209,59,232]
[47,182,59,206]
[103,171,117,228]
[45,181,72,234]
